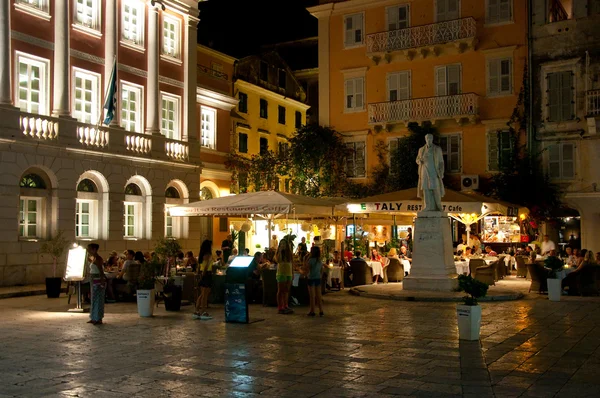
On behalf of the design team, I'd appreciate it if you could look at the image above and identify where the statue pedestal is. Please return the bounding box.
[403,211,458,291]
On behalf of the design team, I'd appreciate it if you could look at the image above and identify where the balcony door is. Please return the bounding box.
[435,65,461,119]
[436,0,460,22]
[386,5,410,51]
[387,71,411,122]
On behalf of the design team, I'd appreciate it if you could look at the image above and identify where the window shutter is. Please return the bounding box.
[345,16,353,46]
[499,0,511,21]
[399,71,410,100]
[387,6,399,30]
[448,65,461,95]
[548,144,560,178]
[345,79,354,109]
[562,143,575,178]
[388,73,398,101]
[488,0,499,24]
[436,0,446,21]
[436,67,447,96]
[345,142,354,176]
[560,71,573,121]
[355,78,364,109]
[355,142,366,177]
[547,73,560,122]
[447,0,459,19]
[532,0,547,25]
[354,14,363,43]
[398,5,409,29]
[489,59,499,95]
[487,131,499,171]
[500,59,511,93]
[450,135,461,172]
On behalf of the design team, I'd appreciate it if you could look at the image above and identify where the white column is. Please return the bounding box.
[52,0,70,116]
[146,2,161,135]
[105,0,119,126]
[183,12,199,142]
[0,0,11,105]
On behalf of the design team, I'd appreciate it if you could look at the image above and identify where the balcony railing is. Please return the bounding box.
[2,108,199,165]
[366,17,477,55]
[368,93,479,125]
[198,64,228,81]
[586,89,600,117]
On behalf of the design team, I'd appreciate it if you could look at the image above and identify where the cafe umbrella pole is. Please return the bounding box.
[352,213,357,258]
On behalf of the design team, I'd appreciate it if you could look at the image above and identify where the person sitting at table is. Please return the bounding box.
[331,251,346,290]
[485,246,498,257]
[400,246,412,262]
[576,249,587,268]
[244,248,250,256]
[134,251,145,264]
[143,251,151,262]
[227,248,238,264]
[562,250,597,294]
[116,250,136,283]
[463,247,473,259]
[565,247,578,268]
[471,235,482,255]
[104,254,119,272]
[387,248,399,258]
[184,251,198,272]
[371,249,382,262]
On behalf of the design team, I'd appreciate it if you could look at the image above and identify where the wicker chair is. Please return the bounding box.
[468,259,486,278]
[492,258,506,281]
[527,263,549,293]
[350,258,373,286]
[475,263,495,286]
[384,258,404,283]
[516,256,528,278]
[563,265,600,296]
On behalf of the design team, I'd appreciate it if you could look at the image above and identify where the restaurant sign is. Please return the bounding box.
[349,201,482,214]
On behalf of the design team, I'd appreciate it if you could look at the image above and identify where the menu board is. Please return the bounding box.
[224,283,248,323]
[64,246,87,281]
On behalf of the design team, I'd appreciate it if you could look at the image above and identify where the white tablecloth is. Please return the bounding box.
[556,268,574,280]
[326,266,342,286]
[367,261,384,277]
[400,259,411,275]
[455,261,469,275]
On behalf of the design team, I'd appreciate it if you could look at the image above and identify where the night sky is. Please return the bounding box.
[197,0,319,59]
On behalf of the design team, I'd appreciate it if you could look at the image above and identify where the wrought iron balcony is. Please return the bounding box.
[586,89,600,117]
[2,107,200,164]
[198,64,229,81]
[368,93,479,125]
[366,17,477,62]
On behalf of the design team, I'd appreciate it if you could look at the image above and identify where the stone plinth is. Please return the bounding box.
[403,211,458,291]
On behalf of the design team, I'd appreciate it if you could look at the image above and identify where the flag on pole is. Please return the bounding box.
[102,59,118,126]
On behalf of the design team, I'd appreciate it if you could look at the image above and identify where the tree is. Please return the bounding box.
[288,125,350,197]
[484,64,562,223]
[225,150,287,193]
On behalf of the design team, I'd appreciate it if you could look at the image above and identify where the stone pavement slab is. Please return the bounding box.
[0,291,600,397]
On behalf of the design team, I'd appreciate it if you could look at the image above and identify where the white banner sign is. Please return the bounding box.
[348,201,482,214]
[169,204,291,217]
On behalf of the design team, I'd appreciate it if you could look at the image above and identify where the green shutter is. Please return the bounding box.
[487,131,499,171]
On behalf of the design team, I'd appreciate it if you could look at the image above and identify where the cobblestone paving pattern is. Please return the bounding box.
[0,293,599,397]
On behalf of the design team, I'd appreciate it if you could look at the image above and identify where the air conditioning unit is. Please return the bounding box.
[461,174,479,191]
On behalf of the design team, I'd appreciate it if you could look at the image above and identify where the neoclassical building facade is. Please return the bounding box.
[0,0,203,286]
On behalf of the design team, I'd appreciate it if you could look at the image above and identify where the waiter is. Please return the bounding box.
[221,234,233,264]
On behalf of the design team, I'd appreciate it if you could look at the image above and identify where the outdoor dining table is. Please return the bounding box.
[454,261,469,275]
[326,266,342,286]
[400,259,411,275]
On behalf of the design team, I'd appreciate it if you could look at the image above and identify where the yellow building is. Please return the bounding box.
[233,52,311,192]
[308,0,528,189]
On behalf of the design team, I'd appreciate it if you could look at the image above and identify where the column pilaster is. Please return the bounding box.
[52,0,70,117]
[105,0,119,126]
[0,0,11,105]
[146,2,162,135]
[183,12,199,143]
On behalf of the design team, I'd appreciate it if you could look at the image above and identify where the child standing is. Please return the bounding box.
[306,246,324,317]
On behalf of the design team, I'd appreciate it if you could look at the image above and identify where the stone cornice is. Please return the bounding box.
[308,0,407,17]
[196,87,238,111]
[197,44,237,64]
[235,79,311,111]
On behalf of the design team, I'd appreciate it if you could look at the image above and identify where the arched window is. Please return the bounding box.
[200,186,214,201]
[20,174,46,189]
[125,183,142,196]
[77,179,97,193]
[165,186,180,198]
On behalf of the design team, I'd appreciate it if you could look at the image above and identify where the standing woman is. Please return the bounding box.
[306,246,324,317]
[276,239,294,314]
[194,240,213,320]
[87,243,107,325]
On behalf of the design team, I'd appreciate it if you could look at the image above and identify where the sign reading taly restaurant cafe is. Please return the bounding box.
[348,201,482,214]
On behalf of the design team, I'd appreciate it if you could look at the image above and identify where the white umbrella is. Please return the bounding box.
[169,191,343,244]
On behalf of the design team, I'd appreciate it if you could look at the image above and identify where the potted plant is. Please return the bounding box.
[545,256,564,302]
[154,237,182,276]
[154,238,183,310]
[40,230,69,298]
[136,258,163,317]
[456,275,489,341]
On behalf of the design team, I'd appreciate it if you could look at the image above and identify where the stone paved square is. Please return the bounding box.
[1,292,600,397]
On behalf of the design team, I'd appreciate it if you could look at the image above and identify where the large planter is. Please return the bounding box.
[163,285,182,311]
[547,278,562,302]
[45,277,62,298]
[457,304,482,341]
[137,289,155,317]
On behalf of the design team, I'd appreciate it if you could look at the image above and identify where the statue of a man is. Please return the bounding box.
[416,134,445,212]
